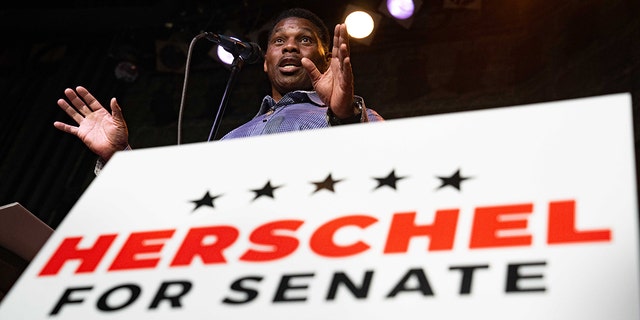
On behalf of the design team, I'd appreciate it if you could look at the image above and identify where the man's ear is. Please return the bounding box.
[263,59,268,73]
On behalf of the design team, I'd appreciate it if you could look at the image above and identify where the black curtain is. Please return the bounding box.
[0,35,128,229]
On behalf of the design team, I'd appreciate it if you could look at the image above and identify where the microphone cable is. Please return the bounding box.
[176,32,208,145]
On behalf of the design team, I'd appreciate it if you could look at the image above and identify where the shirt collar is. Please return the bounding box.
[256,90,325,116]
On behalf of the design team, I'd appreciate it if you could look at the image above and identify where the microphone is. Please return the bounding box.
[204,33,263,64]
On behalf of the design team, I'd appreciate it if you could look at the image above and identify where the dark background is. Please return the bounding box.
[0,0,638,229]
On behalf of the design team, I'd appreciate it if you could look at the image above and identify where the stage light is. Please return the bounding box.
[216,45,235,65]
[387,0,415,19]
[207,32,253,67]
[343,4,382,45]
[378,0,423,29]
[108,40,141,82]
[114,61,139,83]
[345,11,375,39]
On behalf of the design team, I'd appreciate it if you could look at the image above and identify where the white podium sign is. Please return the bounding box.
[1,93,638,319]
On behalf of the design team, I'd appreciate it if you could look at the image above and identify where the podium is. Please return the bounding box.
[0,203,53,301]
[0,93,638,319]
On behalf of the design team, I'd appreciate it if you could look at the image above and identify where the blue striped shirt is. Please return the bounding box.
[221,90,384,140]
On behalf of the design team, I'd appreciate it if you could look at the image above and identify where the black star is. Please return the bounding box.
[252,180,282,200]
[191,191,221,211]
[437,168,472,191]
[374,169,406,190]
[311,173,343,193]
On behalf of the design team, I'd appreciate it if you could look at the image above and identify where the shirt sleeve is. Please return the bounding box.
[93,145,132,176]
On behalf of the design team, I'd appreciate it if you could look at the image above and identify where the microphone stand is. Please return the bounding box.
[207,56,244,142]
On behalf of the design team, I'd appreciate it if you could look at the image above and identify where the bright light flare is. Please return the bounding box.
[387,0,415,20]
[345,11,375,39]
[217,45,235,65]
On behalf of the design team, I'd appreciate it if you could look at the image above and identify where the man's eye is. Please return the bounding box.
[301,37,312,43]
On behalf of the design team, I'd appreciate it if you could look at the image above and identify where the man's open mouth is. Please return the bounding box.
[279,58,302,73]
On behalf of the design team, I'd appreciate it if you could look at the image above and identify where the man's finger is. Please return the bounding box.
[57,98,84,124]
[53,121,79,136]
[77,86,103,112]
[332,24,340,60]
[341,56,353,86]
[301,57,323,83]
[110,98,125,122]
[63,88,92,116]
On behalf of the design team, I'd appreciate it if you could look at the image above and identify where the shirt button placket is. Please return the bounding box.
[263,107,275,122]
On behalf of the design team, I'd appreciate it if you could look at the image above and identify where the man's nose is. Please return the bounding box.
[282,39,299,52]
